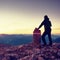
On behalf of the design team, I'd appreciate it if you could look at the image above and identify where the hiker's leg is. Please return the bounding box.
[42,32,47,45]
[48,32,52,45]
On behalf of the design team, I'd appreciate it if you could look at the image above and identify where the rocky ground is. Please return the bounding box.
[0,43,60,60]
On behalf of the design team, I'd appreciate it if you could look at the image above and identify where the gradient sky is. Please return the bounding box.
[0,0,60,34]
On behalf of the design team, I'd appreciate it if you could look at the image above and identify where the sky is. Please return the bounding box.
[0,0,60,34]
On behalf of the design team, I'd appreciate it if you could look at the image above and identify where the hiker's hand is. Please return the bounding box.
[37,27,39,30]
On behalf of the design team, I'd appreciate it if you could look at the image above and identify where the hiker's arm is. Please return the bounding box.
[38,21,44,29]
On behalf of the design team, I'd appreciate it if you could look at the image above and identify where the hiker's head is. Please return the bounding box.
[44,15,49,20]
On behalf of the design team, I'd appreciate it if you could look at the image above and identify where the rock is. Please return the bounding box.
[0,43,60,60]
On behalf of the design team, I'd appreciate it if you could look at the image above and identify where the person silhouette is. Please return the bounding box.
[38,15,52,46]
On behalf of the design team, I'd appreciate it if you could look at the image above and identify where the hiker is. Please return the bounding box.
[38,15,52,46]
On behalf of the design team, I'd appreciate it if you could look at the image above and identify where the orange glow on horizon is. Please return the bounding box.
[0,27,60,35]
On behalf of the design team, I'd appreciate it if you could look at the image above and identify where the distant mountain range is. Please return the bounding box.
[0,34,33,45]
[53,37,60,43]
[0,34,60,45]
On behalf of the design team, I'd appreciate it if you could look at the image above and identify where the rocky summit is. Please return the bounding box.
[0,43,60,60]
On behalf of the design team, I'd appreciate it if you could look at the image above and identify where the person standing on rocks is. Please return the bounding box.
[38,15,52,46]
